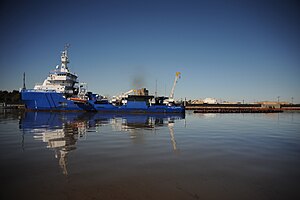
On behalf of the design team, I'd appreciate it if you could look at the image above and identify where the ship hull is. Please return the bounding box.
[21,90,90,111]
[90,101,185,113]
[21,90,185,113]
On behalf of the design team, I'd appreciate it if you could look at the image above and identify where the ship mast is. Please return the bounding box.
[23,72,26,89]
[60,44,70,72]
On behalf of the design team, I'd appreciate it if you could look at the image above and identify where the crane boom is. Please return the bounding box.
[169,72,181,100]
[122,89,136,96]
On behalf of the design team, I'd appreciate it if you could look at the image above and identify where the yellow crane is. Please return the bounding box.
[168,72,181,102]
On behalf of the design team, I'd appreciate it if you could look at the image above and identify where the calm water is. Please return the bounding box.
[0,109,299,200]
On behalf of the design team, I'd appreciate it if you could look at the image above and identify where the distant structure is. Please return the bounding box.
[191,99,204,104]
[190,98,218,104]
[257,101,290,109]
[203,98,217,104]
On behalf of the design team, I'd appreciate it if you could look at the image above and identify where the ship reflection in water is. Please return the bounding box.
[19,112,185,175]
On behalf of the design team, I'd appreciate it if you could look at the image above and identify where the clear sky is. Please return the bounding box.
[1,0,299,103]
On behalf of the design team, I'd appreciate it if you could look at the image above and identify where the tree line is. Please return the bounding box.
[0,90,22,104]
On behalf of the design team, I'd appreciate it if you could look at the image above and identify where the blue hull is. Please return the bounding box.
[21,90,185,113]
[21,90,91,111]
[90,101,185,113]
[91,104,185,113]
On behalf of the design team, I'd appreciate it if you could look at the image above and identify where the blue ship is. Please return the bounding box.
[20,46,185,113]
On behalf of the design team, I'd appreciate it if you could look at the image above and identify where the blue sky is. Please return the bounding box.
[1,0,299,103]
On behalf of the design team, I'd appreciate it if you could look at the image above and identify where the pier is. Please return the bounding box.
[0,103,25,109]
[186,103,300,113]
[193,107,283,113]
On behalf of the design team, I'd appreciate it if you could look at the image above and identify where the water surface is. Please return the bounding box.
[1,109,299,200]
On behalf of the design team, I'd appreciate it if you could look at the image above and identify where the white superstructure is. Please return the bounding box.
[34,45,78,95]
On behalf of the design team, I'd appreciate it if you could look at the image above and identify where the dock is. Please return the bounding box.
[0,103,25,109]
[193,107,283,113]
[186,103,300,113]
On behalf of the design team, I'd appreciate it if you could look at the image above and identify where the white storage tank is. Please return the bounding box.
[203,98,217,104]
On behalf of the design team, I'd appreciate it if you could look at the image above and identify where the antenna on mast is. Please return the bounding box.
[64,43,70,51]
[23,72,26,89]
[64,43,70,59]
[155,79,157,97]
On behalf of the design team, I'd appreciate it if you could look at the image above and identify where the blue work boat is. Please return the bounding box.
[20,46,185,113]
